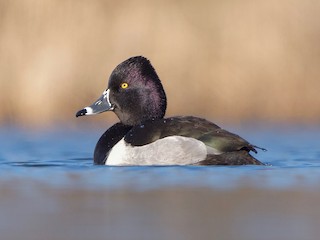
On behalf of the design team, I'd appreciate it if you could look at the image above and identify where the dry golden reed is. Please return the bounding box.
[1,0,320,127]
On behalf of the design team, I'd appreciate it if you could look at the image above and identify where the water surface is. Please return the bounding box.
[1,124,320,240]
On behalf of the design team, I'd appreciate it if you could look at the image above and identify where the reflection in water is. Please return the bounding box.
[0,125,320,240]
[1,183,320,240]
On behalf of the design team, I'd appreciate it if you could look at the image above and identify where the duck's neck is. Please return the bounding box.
[114,88,167,126]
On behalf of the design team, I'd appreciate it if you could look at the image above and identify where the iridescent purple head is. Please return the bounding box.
[76,56,167,126]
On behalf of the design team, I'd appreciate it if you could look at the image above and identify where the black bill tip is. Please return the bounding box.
[76,109,87,117]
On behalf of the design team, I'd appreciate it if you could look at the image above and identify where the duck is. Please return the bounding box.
[76,56,265,165]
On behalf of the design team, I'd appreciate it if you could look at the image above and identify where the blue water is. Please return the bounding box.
[1,124,320,190]
[1,124,320,240]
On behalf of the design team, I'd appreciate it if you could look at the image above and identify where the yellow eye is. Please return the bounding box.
[121,82,129,89]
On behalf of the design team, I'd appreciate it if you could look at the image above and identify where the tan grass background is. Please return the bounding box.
[1,0,320,127]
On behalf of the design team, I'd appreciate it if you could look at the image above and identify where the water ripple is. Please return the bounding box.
[0,125,320,190]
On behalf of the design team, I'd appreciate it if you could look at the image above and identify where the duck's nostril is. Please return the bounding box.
[76,109,87,117]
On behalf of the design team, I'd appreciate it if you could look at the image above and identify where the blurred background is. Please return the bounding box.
[1,2,320,240]
[1,0,320,128]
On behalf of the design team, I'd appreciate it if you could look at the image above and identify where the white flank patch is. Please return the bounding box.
[106,136,209,166]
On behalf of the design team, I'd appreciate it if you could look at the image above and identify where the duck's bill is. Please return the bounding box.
[76,89,113,117]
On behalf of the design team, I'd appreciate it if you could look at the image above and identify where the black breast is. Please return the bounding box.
[94,122,132,165]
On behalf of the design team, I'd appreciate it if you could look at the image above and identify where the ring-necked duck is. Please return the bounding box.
[76,56,265,165]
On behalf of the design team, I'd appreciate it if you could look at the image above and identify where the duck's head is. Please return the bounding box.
[76,56,167,126]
